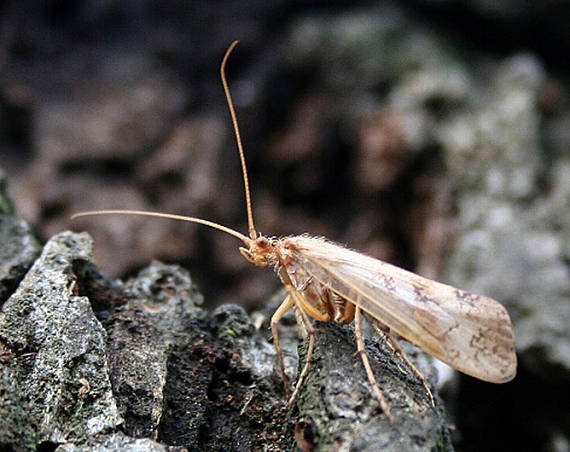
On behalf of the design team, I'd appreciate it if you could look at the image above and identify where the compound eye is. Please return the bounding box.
[257,237,270,249]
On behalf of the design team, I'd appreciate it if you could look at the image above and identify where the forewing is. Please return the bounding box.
[286,236,517,383]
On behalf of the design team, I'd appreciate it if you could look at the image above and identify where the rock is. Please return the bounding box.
[0,229,452,450]
[0,231,122,449]
[0,168,41,304]
[440,54,570,377]
[104,261,204,439]
[295,322,450,451]
[0,215,41,306]
[0,168,13,215]
[285,8,570,450]
[56,432,187,452]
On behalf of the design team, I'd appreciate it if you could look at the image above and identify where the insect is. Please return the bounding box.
[73,41,517,421]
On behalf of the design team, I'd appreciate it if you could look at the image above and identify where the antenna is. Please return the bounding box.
[71,210,250,245]
[70,41,258,248]
[221,40,258,240]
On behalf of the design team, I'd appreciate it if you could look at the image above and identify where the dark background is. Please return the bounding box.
[1,1,569,451]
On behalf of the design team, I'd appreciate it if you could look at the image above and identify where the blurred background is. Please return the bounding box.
[0,1,569,451]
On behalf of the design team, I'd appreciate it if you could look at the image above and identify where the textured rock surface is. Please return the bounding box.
[283,10,570,450]
[0,229,450,451]
[56,432,187,452]
[0,232,122,449]
[0,169,41,304]
[439,55,570,378]
[296,322,449,451]
[0,171,450,451]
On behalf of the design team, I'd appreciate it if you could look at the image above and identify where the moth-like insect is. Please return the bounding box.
[73,41,517,421]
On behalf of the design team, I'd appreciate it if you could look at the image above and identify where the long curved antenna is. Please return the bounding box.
[71,210,251,245]
[221,40,258,240]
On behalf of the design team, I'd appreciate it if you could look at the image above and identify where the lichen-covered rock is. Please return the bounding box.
[105,261,204,439]
[0,234,453,451]
[0,169,41,305]
[295,322,450,452]
[438,54,570,378]
[0,232,122,449]
[0,168,12,215]
[56,432,187,452]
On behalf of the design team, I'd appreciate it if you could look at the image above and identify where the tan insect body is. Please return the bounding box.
[72,41,517,421]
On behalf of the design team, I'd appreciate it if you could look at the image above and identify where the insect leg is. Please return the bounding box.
[294,306,309,340]
[271,294,296,397]
[368,320,435,407]
[288,305,315,406]
[354,306,396,422]
[386,332,436,407]
[277,268,318,405]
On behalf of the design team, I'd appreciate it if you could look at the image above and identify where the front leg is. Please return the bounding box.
[271,288,316,406]
[270,294,295,397]
[275,267,321,406]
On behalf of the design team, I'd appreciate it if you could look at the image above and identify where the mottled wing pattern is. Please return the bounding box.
[285,236,517,383]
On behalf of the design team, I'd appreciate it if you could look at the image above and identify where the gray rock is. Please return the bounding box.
[0,168,12,215]
[105,261,205,439]
[285,7,569,449]
[0,215,41,305]
[295,322,450,452]
[0,169,41,304]
[0,231,122,449]
[439,54,570,377]
[0,195,451,452]
[56,432,187,452]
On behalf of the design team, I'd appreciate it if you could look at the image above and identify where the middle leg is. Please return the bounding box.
[354,306,396,422]
[288,305,315,406]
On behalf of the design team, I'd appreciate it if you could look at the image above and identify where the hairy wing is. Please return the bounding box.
[286,236,516,383]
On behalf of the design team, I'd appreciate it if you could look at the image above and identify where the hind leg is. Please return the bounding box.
[370,321,435,407]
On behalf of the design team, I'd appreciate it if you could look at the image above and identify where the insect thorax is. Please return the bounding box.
[277,241,354,324]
